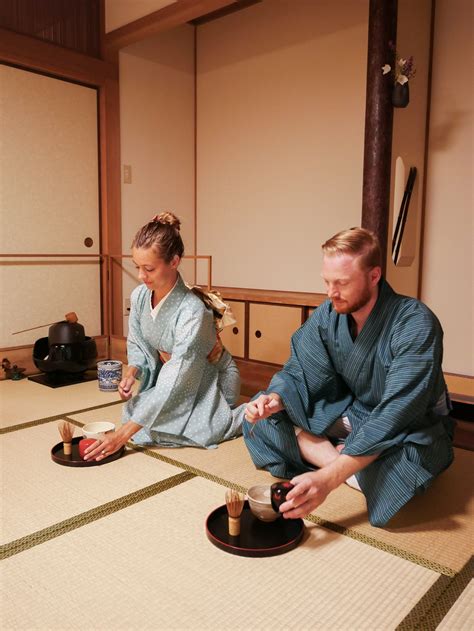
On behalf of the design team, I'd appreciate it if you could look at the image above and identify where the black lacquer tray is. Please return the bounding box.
[51,436,124,467]
[206,501,304,557]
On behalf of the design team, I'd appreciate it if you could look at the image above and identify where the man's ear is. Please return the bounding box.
[370,266,382,286]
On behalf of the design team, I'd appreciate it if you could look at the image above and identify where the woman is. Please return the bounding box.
[84,212,243,461]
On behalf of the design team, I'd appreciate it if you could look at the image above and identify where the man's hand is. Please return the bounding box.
[278,451,379,519]
[278,469,335,519]
[245,393,284,424]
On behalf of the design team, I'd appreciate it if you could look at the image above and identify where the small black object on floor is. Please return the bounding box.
[28,370,98,388]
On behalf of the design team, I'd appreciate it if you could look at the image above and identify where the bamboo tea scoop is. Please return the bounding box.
[12,312,78,335]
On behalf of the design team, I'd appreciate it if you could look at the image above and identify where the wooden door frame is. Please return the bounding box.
[0,27,123,339]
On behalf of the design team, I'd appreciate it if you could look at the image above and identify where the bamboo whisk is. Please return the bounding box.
[225,489,245,536]
[58,420,75,455]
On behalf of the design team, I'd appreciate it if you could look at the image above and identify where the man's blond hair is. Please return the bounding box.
[322,227,382,270]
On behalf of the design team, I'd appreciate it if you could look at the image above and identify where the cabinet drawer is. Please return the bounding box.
[249,304,302,365]
[219,300,245,358]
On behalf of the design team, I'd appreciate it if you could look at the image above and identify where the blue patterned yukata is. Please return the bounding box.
[123,275,244,448]
[243,279,454,527]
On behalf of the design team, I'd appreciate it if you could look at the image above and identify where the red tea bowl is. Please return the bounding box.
[79,438,96,459]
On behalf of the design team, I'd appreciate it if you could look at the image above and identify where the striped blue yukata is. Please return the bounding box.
[243,279,454,527]
[123,274,244,448]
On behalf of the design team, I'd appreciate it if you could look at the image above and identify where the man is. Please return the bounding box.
[244,228,454,527]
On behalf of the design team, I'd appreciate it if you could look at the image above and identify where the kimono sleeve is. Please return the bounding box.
[126,301,215,428]
[126,286,152,381]
[268,304,352,427]
[343,305,447,456]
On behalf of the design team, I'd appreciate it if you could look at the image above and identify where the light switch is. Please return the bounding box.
[123,164,132,184]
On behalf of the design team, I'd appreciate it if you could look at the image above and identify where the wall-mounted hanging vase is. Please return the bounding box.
[392,82,410,108]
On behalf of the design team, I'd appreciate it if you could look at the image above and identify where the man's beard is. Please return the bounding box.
[331,284,372,314]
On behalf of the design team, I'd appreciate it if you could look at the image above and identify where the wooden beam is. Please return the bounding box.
[99,78,123,337]
[190,0,262,25]
[0,27,117,86]
[361,0,397,273]
[105,0,238,55]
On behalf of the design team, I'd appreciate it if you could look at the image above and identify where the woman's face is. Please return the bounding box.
[132,247,179,292]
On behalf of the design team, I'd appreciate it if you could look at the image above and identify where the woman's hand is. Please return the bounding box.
[245,393,283,424]
[83,421,141,461]
[118,368,137,401]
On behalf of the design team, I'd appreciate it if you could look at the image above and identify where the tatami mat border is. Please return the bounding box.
[131,445,458,577]
[396,556,474,630]
[0,400,123,435]
[0,472,194,561]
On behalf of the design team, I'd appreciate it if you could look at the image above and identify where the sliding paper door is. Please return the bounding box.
[0,65,101,348]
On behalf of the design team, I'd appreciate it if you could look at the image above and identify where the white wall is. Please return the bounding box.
[196,0,369,292]
[422,0,473,376]
[119,25,195,331]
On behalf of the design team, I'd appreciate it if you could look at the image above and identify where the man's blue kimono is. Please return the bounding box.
[243,279,454,527]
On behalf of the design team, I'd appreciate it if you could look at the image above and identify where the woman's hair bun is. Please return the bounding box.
[152,211,181,231]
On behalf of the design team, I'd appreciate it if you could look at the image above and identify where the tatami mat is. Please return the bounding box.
[2,476,440,631]
[126,436,472,576]
[437,579,474,630]
[70,405,274,488]
[66,400,474,576]
[0,377,121,427]
[67,402,125,426]
[62,402,474,575]
[312,448,474,574]
[0,422,184,544]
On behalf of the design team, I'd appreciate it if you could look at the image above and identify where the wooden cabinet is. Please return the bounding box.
[219,300,245,358]
[248,303,302,365]
[210,286,327,396]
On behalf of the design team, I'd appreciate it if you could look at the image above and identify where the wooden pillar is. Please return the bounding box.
[99,77,123,337]
[362,0,398,272]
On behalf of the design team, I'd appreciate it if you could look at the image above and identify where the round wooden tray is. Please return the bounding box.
[206,501,304,557]
[51,436,124,467]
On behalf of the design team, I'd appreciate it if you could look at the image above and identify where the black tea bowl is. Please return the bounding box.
[270,481,295,513]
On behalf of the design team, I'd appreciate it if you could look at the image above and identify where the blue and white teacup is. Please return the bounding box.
[97,360,123,392]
